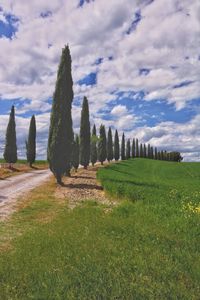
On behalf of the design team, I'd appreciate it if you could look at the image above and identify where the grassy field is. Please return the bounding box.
[0,159,199,299]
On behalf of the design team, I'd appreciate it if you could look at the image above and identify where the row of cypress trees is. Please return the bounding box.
[3,106,36,168]
[70,111,182,172]
[47,46,183,184]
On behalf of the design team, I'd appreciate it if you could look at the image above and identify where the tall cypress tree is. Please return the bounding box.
[157,151,160,160]
[26,115,36,167]
[164,150,167,161]
[140,143,143,158]
[114,129,120,161]
[136,138,139,157]
[90,124,97,166]
[167,152,170,161]
[126,139,131,159]
[121,133,125,160]
[161,150,164,160]
[98,125,107,165]
[155,147,158,160]
[47,46,73,184]
[144,144,147,158]
[147,144,151,158]
[107,127,113,162]
[72,134,79,172]
[132,138,135,158]
[80,96,90,169]
[4,105,17,168]
[151,146,154,159]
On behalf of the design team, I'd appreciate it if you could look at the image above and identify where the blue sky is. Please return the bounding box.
[0,0,200,160]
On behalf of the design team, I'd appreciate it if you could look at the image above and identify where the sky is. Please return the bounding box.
[0,0,200,161]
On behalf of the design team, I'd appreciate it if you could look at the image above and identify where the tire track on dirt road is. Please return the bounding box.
[0,169,51,220]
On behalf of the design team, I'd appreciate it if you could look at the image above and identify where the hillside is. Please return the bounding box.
[0,159,199,299]
[98,158,200,203]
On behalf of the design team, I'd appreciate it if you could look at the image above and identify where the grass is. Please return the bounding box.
[0,159,48,179]
[0,159,199,299]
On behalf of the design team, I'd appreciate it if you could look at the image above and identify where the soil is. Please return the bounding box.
[55,165,117,209]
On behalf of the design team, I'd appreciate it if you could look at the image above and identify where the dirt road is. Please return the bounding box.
[0,169,51,220]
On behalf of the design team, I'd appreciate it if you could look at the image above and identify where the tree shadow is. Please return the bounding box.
[61,183,103,191]
[30,166,39,170]
[9,167,20,172]
[73,175,95,180]
[117,161,135,166]
[104,178,159,189]
[106,166,135,177]
[0,195,7,201]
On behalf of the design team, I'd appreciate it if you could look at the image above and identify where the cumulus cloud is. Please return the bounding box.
[125,114,200,161]
[111,105,128,116]
[0,0,199,160]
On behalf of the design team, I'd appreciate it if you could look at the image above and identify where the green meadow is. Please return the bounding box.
[0,159,199,299]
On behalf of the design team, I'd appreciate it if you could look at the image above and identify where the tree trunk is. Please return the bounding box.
[65,169,71,177]
[56,174,62,185]
[84,165,87,169]
[101,161,103,165]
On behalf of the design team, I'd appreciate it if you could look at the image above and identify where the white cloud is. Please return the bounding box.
[111,105,128,116]
[0,11,7,23]
[0,0,199,160]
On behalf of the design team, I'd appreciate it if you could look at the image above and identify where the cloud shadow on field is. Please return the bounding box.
[102,178,159,189]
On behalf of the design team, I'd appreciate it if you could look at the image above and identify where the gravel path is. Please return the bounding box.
[56,166,117,209]
[0,169,51,220]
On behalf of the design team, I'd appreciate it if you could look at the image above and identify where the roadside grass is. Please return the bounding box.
[0,159,48,179]
[0,159,199,299]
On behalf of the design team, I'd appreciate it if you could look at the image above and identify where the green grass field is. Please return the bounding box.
[0,159,199,299]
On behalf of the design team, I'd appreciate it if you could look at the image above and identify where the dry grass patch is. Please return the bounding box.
[0,162,48,179]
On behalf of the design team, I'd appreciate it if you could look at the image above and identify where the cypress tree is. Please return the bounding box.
[140,143,143,158]
[114,129,120,161]
[158,151,161,160]
[144,144,147,158]
[161,150,164,160]
[132,138,135,158]
[107,127,113,162]
[121,133,125,160]
[147,144,151,158]
[164,150,167,161]
[4,105,17,168]
[26,115,36,167]
[90,124,97,166]
[136,138,139,157]
[47,46,73,184]
[151,146,154,159]
[167,152,170,161]
[98,125,107,165]
[80,96,90,169]
[155,147,158,160]
[126,139,131,159]
[72,134,79,172]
